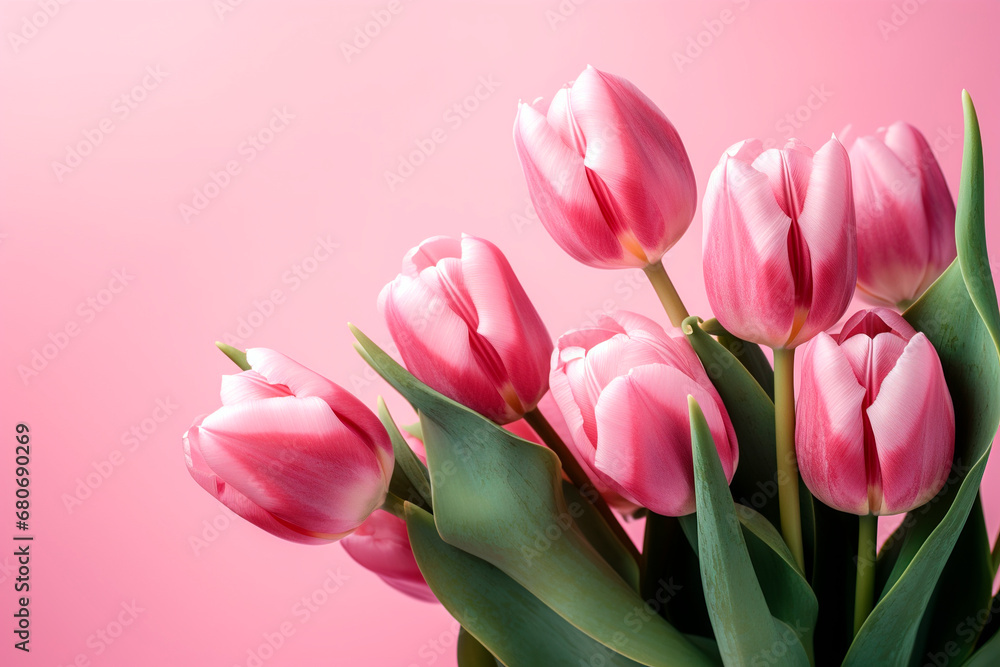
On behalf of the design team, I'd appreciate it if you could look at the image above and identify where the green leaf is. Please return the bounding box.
[406,504,644,667]
[562,480,640,591]
[689,396,810,667]
[966,630,1000,667]
[377,398,432,511]
[910,496,992,665]
[215,341,250,370]
[352,326,714,667]
[844,91,1000,666]
[457,628,499,667]
[642,512,713,638]
[682,317,781,529]
[701,318,775,399]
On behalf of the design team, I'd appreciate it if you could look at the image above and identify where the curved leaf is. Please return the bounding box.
[689,396,810,667]
[406,504,644,667]
[683,317,781,530]
[378,398,432,510]
[701,318,775,399]
[844,91,1000,666]
[353,327,715,667]
[457,628,498,667]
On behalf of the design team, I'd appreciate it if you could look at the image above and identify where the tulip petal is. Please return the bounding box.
[195,396,389,538]
[796,334,869,514]
[883,122,957,291]
[380,277,517,423]
[867,334,955,514]
[513,101,625,267]
[461,236,552,412]
[794,137,857,346]
[703,151,796,348]
[566,66,696,256]
[183,418,333,545]
[851,135,929,304]
[220,370,293,405]
[341,510,436,603]
[245,348,393,475]
[593,364,735,516]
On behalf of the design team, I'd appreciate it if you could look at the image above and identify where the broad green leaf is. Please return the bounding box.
[683,317,781,529]
[457,628,500,667]
[701,318,775,399]
[378,398,432,511]
[352,327,715,667]
[642,512,713,637]
[911,496,992,665]
[563,480,640,590]
[965,630,1000,667]
[689,396,810,667]
[406,504,644,667]
[844,91,1000,666]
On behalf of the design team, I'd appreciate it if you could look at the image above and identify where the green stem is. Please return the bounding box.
[854,514,878,635]
[524,408,640,564]
[643,261,689,328]
[380,491,407,520]
[773,347,805,572]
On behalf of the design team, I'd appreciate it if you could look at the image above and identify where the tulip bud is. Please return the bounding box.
[379,235,552,424]
[850,122,957,307]
[549,311,738,516]
[513,65,697,269]
[342,510,437,603]
[796,308,954,515]
[703,137,857,349]
[183,348,393,544]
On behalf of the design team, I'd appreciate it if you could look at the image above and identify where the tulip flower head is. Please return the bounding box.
[514,65,697,269]
[184,349,393,544]
[342,510,436,603]
[796,308,954,515]
[549,311,738,516]
[379,235,552,424]
[703,137,857,349]
[850,122,957,308]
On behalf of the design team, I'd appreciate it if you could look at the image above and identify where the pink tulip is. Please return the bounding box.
[850,122,957,307]
[703,137,857,349]
[183,349,393,544]
[342,510,436,603]
[796,308,954,515]
[513,65,697,269]
[549,311,738,516]
[379,235,552,424]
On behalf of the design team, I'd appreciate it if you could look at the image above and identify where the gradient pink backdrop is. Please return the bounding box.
[2,1,998,665]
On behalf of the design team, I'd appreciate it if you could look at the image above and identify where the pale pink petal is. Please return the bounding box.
[566,66,696,258]
[245,348,393,475]
[402,236,463,276]
[839,307,915,342]
[381,276,517,423]
[792,136,857,346]
[341,510,436,603]
[593,364,735,516]
[703,151,795,348]
[195,396,389,539]
[513,101,625,267]
[220,370,292,405]
[795,334,869,514]
[850,135,928,305]
[461,235,552,412]
[184,416,338,545]
[868,334,955,514]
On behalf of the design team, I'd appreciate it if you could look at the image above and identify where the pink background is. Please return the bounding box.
[2,1,999,664]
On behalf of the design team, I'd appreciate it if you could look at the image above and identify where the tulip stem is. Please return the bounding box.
[643,261,689,328]
[524,408,640,564]
[380,492,407,520]
[854,514,878,636]
[773,347,805,572]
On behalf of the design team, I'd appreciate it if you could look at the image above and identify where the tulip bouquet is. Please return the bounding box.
[183,67,1000,667]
